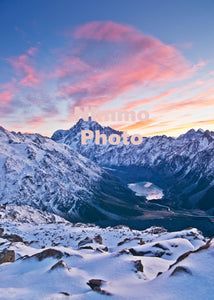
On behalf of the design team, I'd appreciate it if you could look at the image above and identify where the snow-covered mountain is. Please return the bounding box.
[52,120,214,212]
[0,126,145,223]
[0,204,213,299]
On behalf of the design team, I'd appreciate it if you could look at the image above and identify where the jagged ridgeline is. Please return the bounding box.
[52,119,214,213]
[0,126,146,222]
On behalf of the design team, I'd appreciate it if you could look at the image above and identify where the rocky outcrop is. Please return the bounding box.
[133,260,144,273]
[3,234,23,243]
[0,249,15,264]
[170,266,192,276]
[117,237,144,246]
[31,248,64,261]
[94,234,103,244]
[0,227,4,237]
[78,234,103,248]
[169,240,211,271]
[50,260,68,271]
[87,279,112,296]
[129,248,152,256]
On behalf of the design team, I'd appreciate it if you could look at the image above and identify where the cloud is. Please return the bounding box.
[115,119,157,131]
[0,90,14,106]
[49,56,90,79]
[7,48,41,88]
[74,21,139,42]
[123,89,177,110]
[26,116,47,129]
[27,47,38,56]
[1,21,211,136]
[154,88,214,114]
[146,119,214,137]
[56,21,193,109]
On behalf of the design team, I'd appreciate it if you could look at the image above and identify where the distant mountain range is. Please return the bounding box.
[0,119,213,226]
[0,126,145,223]
[52,119,214,214]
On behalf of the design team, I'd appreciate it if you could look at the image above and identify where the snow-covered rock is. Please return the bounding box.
[0,126,143,223]
[0,205,212,299]
[52,120,214,211]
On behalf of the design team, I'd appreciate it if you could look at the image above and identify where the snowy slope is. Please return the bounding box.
[0,126,144,223]
[52,120,214,211]
[0,205,212,300]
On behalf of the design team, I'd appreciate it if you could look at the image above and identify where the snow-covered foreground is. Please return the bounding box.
[0,205,213,300]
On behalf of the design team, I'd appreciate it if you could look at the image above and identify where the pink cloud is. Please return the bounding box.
[57,21,193,109]
[0,90,14,102]
[0,90,14,108]
[1,21,207,136]
[74,21,136,42]
[153,88,214,113]
[123,89,177,110]
[27,47,38,56]
[49,57,90,79]
[0,78,19,93]
[7,52,41,88]
[26,116,47,128]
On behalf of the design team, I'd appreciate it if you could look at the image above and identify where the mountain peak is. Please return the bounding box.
[178,128,205,140]
[73,118,103,130]
[52,118,122,144]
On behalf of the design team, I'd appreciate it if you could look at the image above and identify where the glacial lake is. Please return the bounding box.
[128,181,164,200]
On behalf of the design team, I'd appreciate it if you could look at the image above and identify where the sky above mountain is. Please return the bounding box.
[0,0,214,137]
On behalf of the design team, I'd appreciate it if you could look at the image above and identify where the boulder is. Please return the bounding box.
[117,237,144,247]
[87,279,105,290]
[50,260,68,271]
[0,249,15,264]
[3,234,23,243]
[133,260,144,273]
[87,279,112,295]
[58,292,70,296]
[78,235,103,248]
[79,246,94,250]
[94,235,103,244]
[152,243,169,251]
[78,237,93,247]
[31,248,63,261]
[129,248,152,256]
[0,228,4,237]
[170,266,192,276]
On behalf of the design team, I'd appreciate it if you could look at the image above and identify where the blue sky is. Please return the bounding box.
[0,0,214,136]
